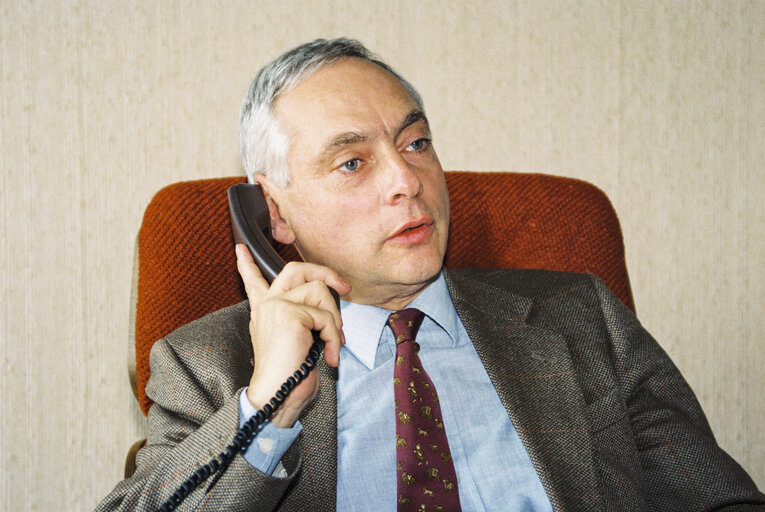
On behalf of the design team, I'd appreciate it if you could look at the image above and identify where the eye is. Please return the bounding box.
[342,158,361,172]
[407,138,431,152]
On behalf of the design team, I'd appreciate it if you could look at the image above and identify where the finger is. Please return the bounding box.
[270,261,351,298]
[281,280,344,333]
[235,244,271,301]
[294,304,344,367]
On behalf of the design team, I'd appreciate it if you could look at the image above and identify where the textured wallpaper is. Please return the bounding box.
[1,1,762,508]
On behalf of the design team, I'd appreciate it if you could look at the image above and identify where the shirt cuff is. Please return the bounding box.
[238,388,302,477]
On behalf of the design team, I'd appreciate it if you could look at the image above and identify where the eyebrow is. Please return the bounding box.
[399,110,430,136]
[315,109,430,164]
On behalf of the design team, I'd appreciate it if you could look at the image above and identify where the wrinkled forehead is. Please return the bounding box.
[273,58,420,142]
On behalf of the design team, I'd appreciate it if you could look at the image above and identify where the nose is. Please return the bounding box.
[382,152,423,204]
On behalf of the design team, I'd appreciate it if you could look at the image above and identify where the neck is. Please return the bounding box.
[343,272,440,311]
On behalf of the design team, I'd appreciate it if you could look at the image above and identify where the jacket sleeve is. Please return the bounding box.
[590,274,765,511]
[95,306,301,511]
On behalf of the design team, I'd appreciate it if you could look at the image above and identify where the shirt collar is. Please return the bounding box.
[340,271,460,370]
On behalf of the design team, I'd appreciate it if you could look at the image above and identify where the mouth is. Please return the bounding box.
[387,217,435,245]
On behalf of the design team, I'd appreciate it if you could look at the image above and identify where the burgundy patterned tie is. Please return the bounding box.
[388,308,462,512]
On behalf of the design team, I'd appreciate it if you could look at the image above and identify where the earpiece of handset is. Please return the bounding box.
[228,183,340,308]
[228,183,285,284]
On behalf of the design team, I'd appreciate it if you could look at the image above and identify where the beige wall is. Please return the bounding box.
[1,0,762,508]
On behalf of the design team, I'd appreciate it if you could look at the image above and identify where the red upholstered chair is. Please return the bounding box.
[124,171,634,476]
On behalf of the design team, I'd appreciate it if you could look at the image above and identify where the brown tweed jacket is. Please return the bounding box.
[97,269,764,511]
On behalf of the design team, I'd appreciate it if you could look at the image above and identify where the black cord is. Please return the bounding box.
[156,336,325,512]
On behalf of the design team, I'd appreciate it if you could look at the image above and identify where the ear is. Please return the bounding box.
[254,175,296,245]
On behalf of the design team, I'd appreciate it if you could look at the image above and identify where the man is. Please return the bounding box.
[98,38,763,511]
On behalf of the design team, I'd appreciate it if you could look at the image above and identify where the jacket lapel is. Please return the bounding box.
[444,270,604,511]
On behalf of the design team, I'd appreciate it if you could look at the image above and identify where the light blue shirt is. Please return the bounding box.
[240,273,552,511]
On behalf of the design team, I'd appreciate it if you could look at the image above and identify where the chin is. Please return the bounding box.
[396,258,443,287]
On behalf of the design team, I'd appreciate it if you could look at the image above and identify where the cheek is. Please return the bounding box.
[294,194,379,247]
[424,175,450,218]
[333,198,380,241]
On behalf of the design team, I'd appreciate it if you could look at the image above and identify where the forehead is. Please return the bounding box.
[273,58,420,154]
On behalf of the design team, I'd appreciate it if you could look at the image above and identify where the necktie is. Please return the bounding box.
[388,308,462,512]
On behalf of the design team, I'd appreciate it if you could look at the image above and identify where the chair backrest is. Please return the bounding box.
[132,171,634,414]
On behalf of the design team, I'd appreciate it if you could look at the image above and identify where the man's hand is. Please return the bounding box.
[235,244,351,428]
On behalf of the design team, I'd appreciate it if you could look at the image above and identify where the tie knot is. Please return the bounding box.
[387,308,425,345]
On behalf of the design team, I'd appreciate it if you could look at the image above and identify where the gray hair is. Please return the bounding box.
[239,38,424,187]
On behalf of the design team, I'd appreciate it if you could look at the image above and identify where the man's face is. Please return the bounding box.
[261,58,449,308]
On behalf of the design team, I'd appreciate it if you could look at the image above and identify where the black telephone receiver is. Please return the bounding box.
[227,183,285,284]
[157,183,325,512]
[228,182,340,306]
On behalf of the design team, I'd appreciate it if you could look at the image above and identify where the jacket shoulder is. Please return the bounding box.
[444,268,627,336]
[160,300,251,353]
[446,267,596,303]
[146,300,253,412]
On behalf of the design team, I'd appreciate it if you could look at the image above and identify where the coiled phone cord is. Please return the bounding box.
[156,337,324,512]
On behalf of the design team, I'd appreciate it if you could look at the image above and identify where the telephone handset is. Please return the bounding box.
[157,183,326,512]
[228,182,341,305]
[228,182,285,283]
